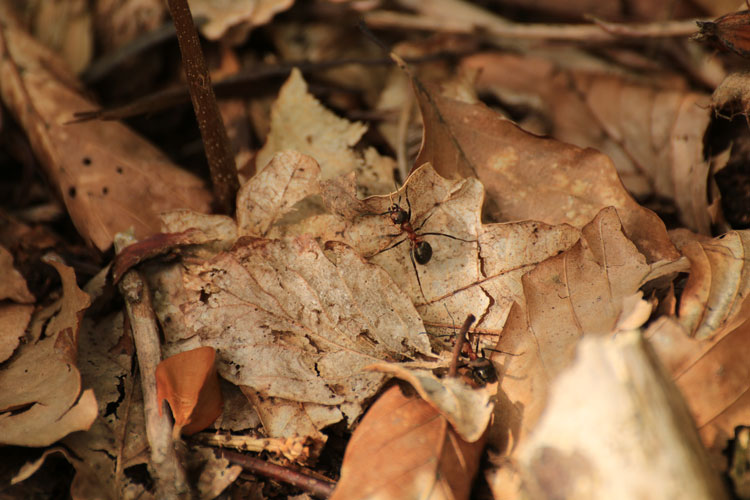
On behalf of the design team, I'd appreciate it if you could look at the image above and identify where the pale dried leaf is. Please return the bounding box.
[678,230,750,340]
[368,363,494,442]
[190,0,294,41]
[711,70,750,119]
[414,78,679,264]
[495,207,652,442]
[331,384,484,500]
[0,245,34,303]
[0,4,212,251]
[0,258,96,446]
[256,68,394,196]
[0,303,33,363]
[518,332,728,500]
[237,151,321,237]
[194,447,243,500]
[176,235,431,437]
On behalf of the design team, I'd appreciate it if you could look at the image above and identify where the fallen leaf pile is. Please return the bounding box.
[3,0,750,498]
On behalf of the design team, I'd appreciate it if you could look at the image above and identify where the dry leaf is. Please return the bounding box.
[368,363,495,443]
[495,207,652,442]
[712,71,750,118]
[0,245,34,303]
[0,2,212,251]
[237,151,322,237]
[156,346,223,436]
[189,0,294,42]
[413,77,679,264]
[0,257,97,446]
[174,235,432,438]
[255,68,395,197]
[331,384,485,500]
[517,332,728,500]
[0,304,33,363]
[678,230,750,340]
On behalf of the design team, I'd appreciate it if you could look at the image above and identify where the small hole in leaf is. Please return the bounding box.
[82,157,91,166]
[116,166,124,174]
[68,186,76,198]
[102,186,109,195]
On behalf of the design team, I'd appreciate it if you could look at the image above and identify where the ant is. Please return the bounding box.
[374,186,473,300]
[442,313,520,386]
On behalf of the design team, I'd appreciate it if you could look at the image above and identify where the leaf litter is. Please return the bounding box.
[5,1,750,498]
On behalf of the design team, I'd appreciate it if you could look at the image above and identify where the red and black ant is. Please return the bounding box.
[374,186,474,300]
[425,313,521,386]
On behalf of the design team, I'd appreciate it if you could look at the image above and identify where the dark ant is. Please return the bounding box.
[374,186,473,300]
[444,314,520,386]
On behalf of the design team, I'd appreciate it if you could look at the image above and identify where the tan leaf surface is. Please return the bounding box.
[494,207,652,443]
[0,245,34,303]
[413,78,679,263]
[177,235,432,437]
[0,303,33,363]
[189,0,294,41]
[0,3,212,251]
[237,151,322,237]
[156,346,223,436]
[255,68,394,197]
[368,363,495,443]
[464,52,720,233]
[678,230,750,340]
[316,164,581,338]
[331,384,485,500]
[0,258,96,446]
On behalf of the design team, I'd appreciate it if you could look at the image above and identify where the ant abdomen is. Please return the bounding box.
[413,241,432,265]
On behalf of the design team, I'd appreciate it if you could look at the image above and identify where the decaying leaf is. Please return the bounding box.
[0,245,34,303]
[678,230,750,340]
[494,207,653,442]
[0,3,212,251]
[255,68,395,197]
[0,304,33,363]
[189,0,295,42]
[413,77,679,263]
[517,332,728,500]
[0,257,97,446]
[331,384,485,500]
[156,346,223,436]
[175,235,432,438]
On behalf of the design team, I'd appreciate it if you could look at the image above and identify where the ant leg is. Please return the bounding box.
[371,237,408,258]
[409,248,428,303]
[420,231,475,243]
[484,347,523,357]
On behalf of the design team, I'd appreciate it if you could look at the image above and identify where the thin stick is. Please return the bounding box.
[115,233,190,498]
[364,10,707,42]
[448,314,476,377]
[166,0,239,215]
[220,450,336,498]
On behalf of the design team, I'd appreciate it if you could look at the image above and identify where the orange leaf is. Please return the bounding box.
[156,346,223,436]
[331,385,485,500]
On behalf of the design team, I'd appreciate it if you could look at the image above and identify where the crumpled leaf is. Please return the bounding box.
[413,76,679,263]
[189,0,294,42]
[368,362,494,443]
[494,207,653,443]
[0,2,212,251]
[255,68,394,197]
[516,331,728,500]
[678,230,750,340]
[0,245,34,303]
[711,70,750,118]
[331,384,485,500]
[0,257,97,446]
[0,303,33,363]
[176,235,432,438]
[156,346,223,436]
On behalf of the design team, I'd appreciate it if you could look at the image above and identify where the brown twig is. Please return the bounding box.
[220,450,336,498]
[166,0,239,215]
[448,314,476,377]
[364,10,707,42]
[115,233,190,499]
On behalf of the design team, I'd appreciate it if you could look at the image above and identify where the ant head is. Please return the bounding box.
[388,204,408,225]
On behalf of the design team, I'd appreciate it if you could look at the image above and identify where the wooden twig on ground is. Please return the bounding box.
[166,0,239,215]
[115,233,190,499]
